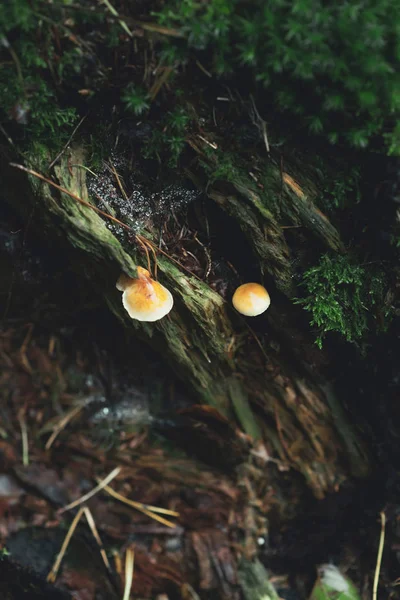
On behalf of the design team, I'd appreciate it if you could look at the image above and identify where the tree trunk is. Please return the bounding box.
[1,140,369,501]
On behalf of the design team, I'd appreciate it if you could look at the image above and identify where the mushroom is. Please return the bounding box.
[116,267,173,322]
[232,283,270,317]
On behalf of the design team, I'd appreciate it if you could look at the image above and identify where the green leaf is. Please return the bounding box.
[310,565,361,600]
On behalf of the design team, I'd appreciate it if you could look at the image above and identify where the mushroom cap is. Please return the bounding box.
[232,283,270,317]
[116,267,150,292]
[122,276,173,322]
[116,273,135,292]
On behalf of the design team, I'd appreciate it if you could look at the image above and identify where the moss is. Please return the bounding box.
[121,84,150,116]
[316,162,361,215]
[143,105,192,167]
[155,0,400,153]
[296,253,392,347]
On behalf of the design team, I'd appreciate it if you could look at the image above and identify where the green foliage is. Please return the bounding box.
[144,106,191,167]
[319,167,361,214]
[201,147,240,183]
[0,66,77,145]
[0,0,87,151]
[122,84,150,116]
[0,0,39,32]
[296,254,391,347]
[156,0,400,153]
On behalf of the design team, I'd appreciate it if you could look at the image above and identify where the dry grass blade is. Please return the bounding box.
[149,66,173,101]
[60,466,121,513]
[99,482,178,528]
[106,161,129,202]
[373,511,386,600]
[135,234,152,274]
[123,546,135,600]
[113,550,123,575]
[99,481,179,515]
[17,407,29,466]
[19,323,33,374]
[136,234,158,279]
[101,0,133,37]
[83,507,111,572]
[47,506,85,583]
[133,20,184,37]
[45,403,85,450]
[48,115,87,170]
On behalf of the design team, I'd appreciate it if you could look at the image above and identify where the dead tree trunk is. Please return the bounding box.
[1,140,369,501]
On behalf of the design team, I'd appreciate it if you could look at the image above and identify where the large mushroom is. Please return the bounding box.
[232,282,270,317]
[116,267,173,322]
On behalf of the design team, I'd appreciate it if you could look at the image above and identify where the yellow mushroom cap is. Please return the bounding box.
[116,273,135,292]
[117,267,173,322]
[232,283,270,317]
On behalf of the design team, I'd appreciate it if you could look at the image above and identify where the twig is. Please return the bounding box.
[99,482,178,528]
[123,546,135,600]
[48,115,87,170]
[47,506,85,583]
[193,234,212,279]
[83,507,111,572]
[373,511,386,600]
[45,403,85,450]
[59,466,121,513]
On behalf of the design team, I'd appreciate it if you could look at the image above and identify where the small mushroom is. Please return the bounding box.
[116,267,173,322]
[232,283,270,317]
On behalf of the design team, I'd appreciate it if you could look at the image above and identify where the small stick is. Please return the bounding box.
[83,507,111,572]
[59,466,121,513]
[122,546,135,600]
[373,511,386,600]
[47,506,85,583]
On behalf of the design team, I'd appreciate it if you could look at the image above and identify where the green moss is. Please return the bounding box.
[318,166,361,214]
[143,105,192,167]
[296,253,392,347]
[155,0,400,153]
[122,84,150,116]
